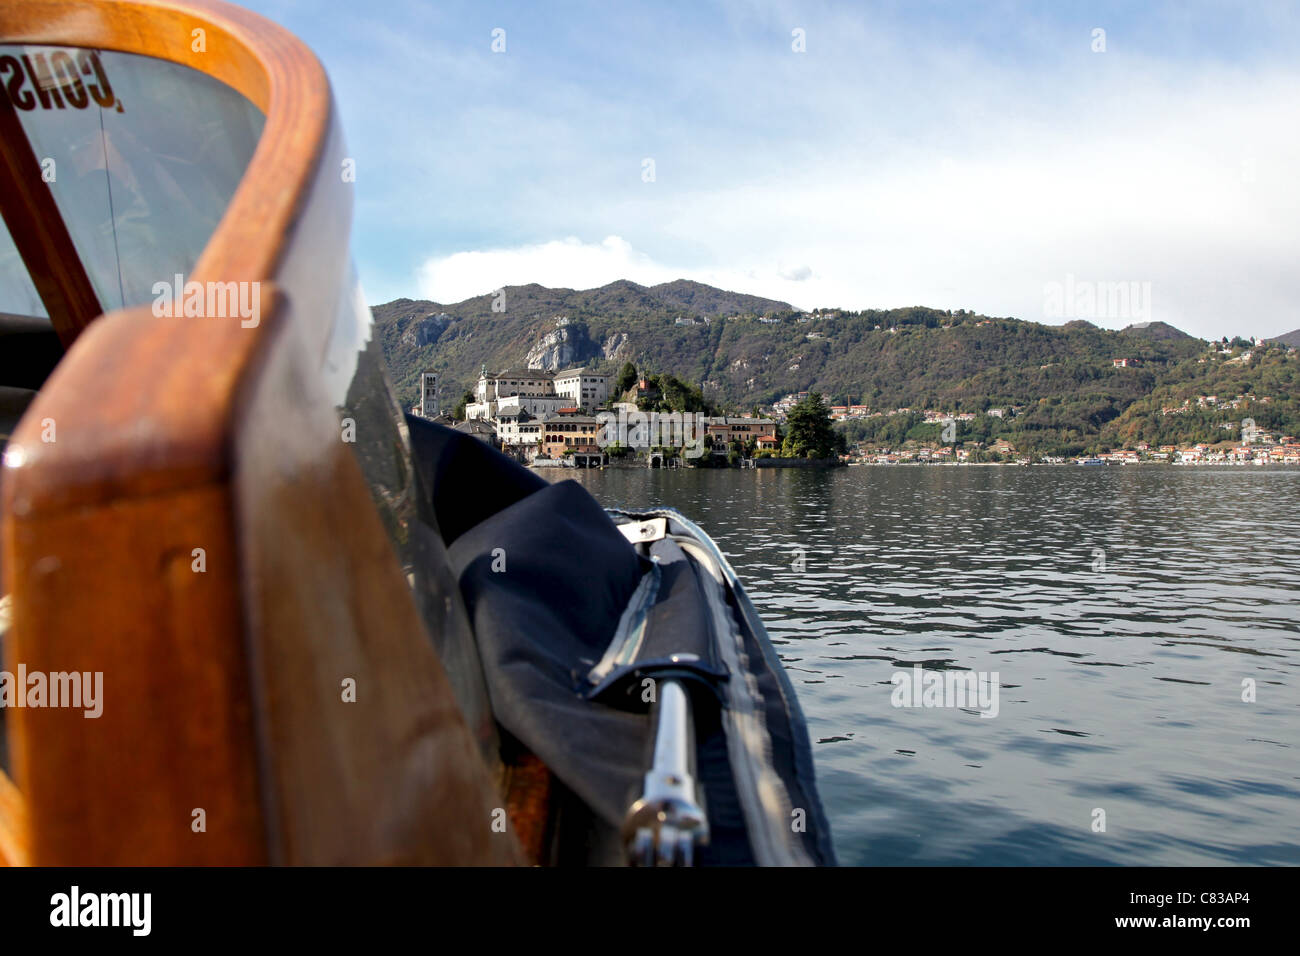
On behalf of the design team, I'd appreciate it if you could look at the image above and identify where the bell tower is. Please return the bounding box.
[420,371,438,418]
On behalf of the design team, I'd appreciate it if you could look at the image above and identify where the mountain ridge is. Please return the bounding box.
[371,279,1298,455]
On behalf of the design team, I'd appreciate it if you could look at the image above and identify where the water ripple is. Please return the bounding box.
[569,465,1300,865]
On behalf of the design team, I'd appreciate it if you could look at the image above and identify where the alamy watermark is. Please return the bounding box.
[890,665,999,718]
[151,274,260,327]
[0,665,103,718]
[1043,274,1152,322]
[50,886,150,936]
[597,408,706,458]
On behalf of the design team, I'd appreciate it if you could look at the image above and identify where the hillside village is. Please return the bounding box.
[818,335,1300,464]
[374,280,1300,465]
[411,358,1300,469]
[411,364,783,467]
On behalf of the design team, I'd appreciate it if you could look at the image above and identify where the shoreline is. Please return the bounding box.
[533,459,1300,471]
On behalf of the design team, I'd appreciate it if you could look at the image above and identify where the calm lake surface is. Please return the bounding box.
[563,465,1300,866]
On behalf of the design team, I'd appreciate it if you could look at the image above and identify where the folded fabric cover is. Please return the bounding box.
[406,418,834,865]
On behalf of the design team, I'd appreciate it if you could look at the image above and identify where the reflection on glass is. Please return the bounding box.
[0,45,265,312]
[0,215,46,318]
[326,271,499,763]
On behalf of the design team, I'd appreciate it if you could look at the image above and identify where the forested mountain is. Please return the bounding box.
[371,279,1297,455]
[646,279,792,317]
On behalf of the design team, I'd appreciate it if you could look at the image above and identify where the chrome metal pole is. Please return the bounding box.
[623,679,709,866]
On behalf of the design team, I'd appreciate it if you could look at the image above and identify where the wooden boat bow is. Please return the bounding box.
[0,0,518,866]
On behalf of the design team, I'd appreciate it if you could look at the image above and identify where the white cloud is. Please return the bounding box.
[237,0,1300,337]
[414,62,1300,339]
[335,1,1300,340]
[419,237,658,302]
[417,235,822,306]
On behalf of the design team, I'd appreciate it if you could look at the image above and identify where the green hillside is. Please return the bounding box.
[371,280,1298,456]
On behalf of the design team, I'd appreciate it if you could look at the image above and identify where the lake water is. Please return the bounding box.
[563,464,1300,866]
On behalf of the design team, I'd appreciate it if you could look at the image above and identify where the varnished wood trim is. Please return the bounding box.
[504,752,554,866]
[0,0,333,865]
[0,0,334,514]
[1,0,514,865]
[0,91,102,346]
[0,1,276,111]
[0,769,27,866]
[5,484,266,865]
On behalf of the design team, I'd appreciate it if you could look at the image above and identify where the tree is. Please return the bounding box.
[452,390,474,421]
[615,361,638,396]
[781,393,842,459]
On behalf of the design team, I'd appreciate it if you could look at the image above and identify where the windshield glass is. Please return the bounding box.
[0,216,45,318]
[0,45,265,315]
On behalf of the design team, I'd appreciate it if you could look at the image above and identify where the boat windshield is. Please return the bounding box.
[0,217,44,318]
[0,45,264,321]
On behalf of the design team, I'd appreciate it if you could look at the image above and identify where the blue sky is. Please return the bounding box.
[240,0,1300,339]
